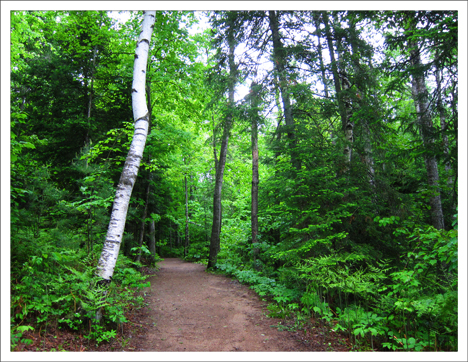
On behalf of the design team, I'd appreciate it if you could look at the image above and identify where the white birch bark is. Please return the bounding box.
[97,11,156,281]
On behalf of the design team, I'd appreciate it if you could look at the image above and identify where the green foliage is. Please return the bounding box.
[10,231,150,348]
[10,9,458,352]
[10,324,34,351]
[186,241,210,263]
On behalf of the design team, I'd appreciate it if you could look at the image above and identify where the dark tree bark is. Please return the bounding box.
[268,10,300,170]
[148,218,156,263]
[409,39,445,230]
[435,66,453,187]
[322,12,354,164]
[313,13,330,99]
[250,82,260,256]
[348,14,375,187]
[211,113,221,239]
[312,13,337,146]
[207,13,237,269]
[212,113,219,172]
[322,12,347,130]
[184,171,190,257]
[207,121,231,268]
[136,173,151,263]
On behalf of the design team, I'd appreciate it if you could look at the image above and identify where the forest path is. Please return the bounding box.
[138,258,310,352]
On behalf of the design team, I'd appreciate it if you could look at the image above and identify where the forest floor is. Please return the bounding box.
[16,258,351,352]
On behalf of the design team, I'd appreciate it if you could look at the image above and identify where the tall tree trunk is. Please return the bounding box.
[348,15,375,187]
[312,13,336,146]
[207,115,232,268]
[212,113,219,172]
[96,11,156,281]
[211,113,221,238]
[334,15,354,164]
[409,39,445,230]
[207,13,237,269]
[184,172,190,257]
[322,12,347,130]
[85,46,98,149]
[268,10,300,170]
[136,173,151,263]
[273,74,284,152]
[250,82,260,257]
[149,218,156,263]
[313,13,329,99]
[435,66,453,186]
[322,12,353,164]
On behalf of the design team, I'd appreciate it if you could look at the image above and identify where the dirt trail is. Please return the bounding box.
[138,258,310,352]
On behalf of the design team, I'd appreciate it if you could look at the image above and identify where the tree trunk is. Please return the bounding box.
[85,46,98,148]
[136,173,151,263]
[435,66,453,186]
[322,12,347,131]
[322,12,353,165]
[207,116,232,268]
[184,172,190,257]
[149,218,156,263]
[96,11,156,281]
[207,13,237,269]
[250,82,260,258]
[348,15,375,187]
[313,13,329,99]
[268,10,299,170]
[334,15,354,164]
[211,113,221,238]
[212,113,219,172]
[409,39,445,230]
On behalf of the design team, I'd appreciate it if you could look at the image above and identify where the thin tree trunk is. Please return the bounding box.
[84,46,98,253]
[409,39,445,230]
[322,12,354,166]
[313,13,336,145]
[97,11,156,281]
[313,13,329,99]
[136,173,151,263]
[184,171,190,257]
[322,12,347,131]
[211,113,221,238]
[334,15,354,164]
[149,218,156,263]
[212,113,219,172]
[207,13,237,269]
[435,66,453,186]
[348,15,375,187]
[169,222,172,249]
[85,46,98,149]
[273,74,284,153]
[268,10,300,170]
[250,82,260,257]
[207,116,232,268]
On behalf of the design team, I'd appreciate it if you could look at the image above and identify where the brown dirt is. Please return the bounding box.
[135,258,350,352]
[15,258,351,352]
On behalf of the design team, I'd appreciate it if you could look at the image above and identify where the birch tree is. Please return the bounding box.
[97,11,156,281]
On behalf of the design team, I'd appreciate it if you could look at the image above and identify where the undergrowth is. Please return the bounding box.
[212,215,458,352]
[10,233,155,351]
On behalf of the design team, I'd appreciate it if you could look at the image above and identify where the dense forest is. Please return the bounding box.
[9,9,459,352]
